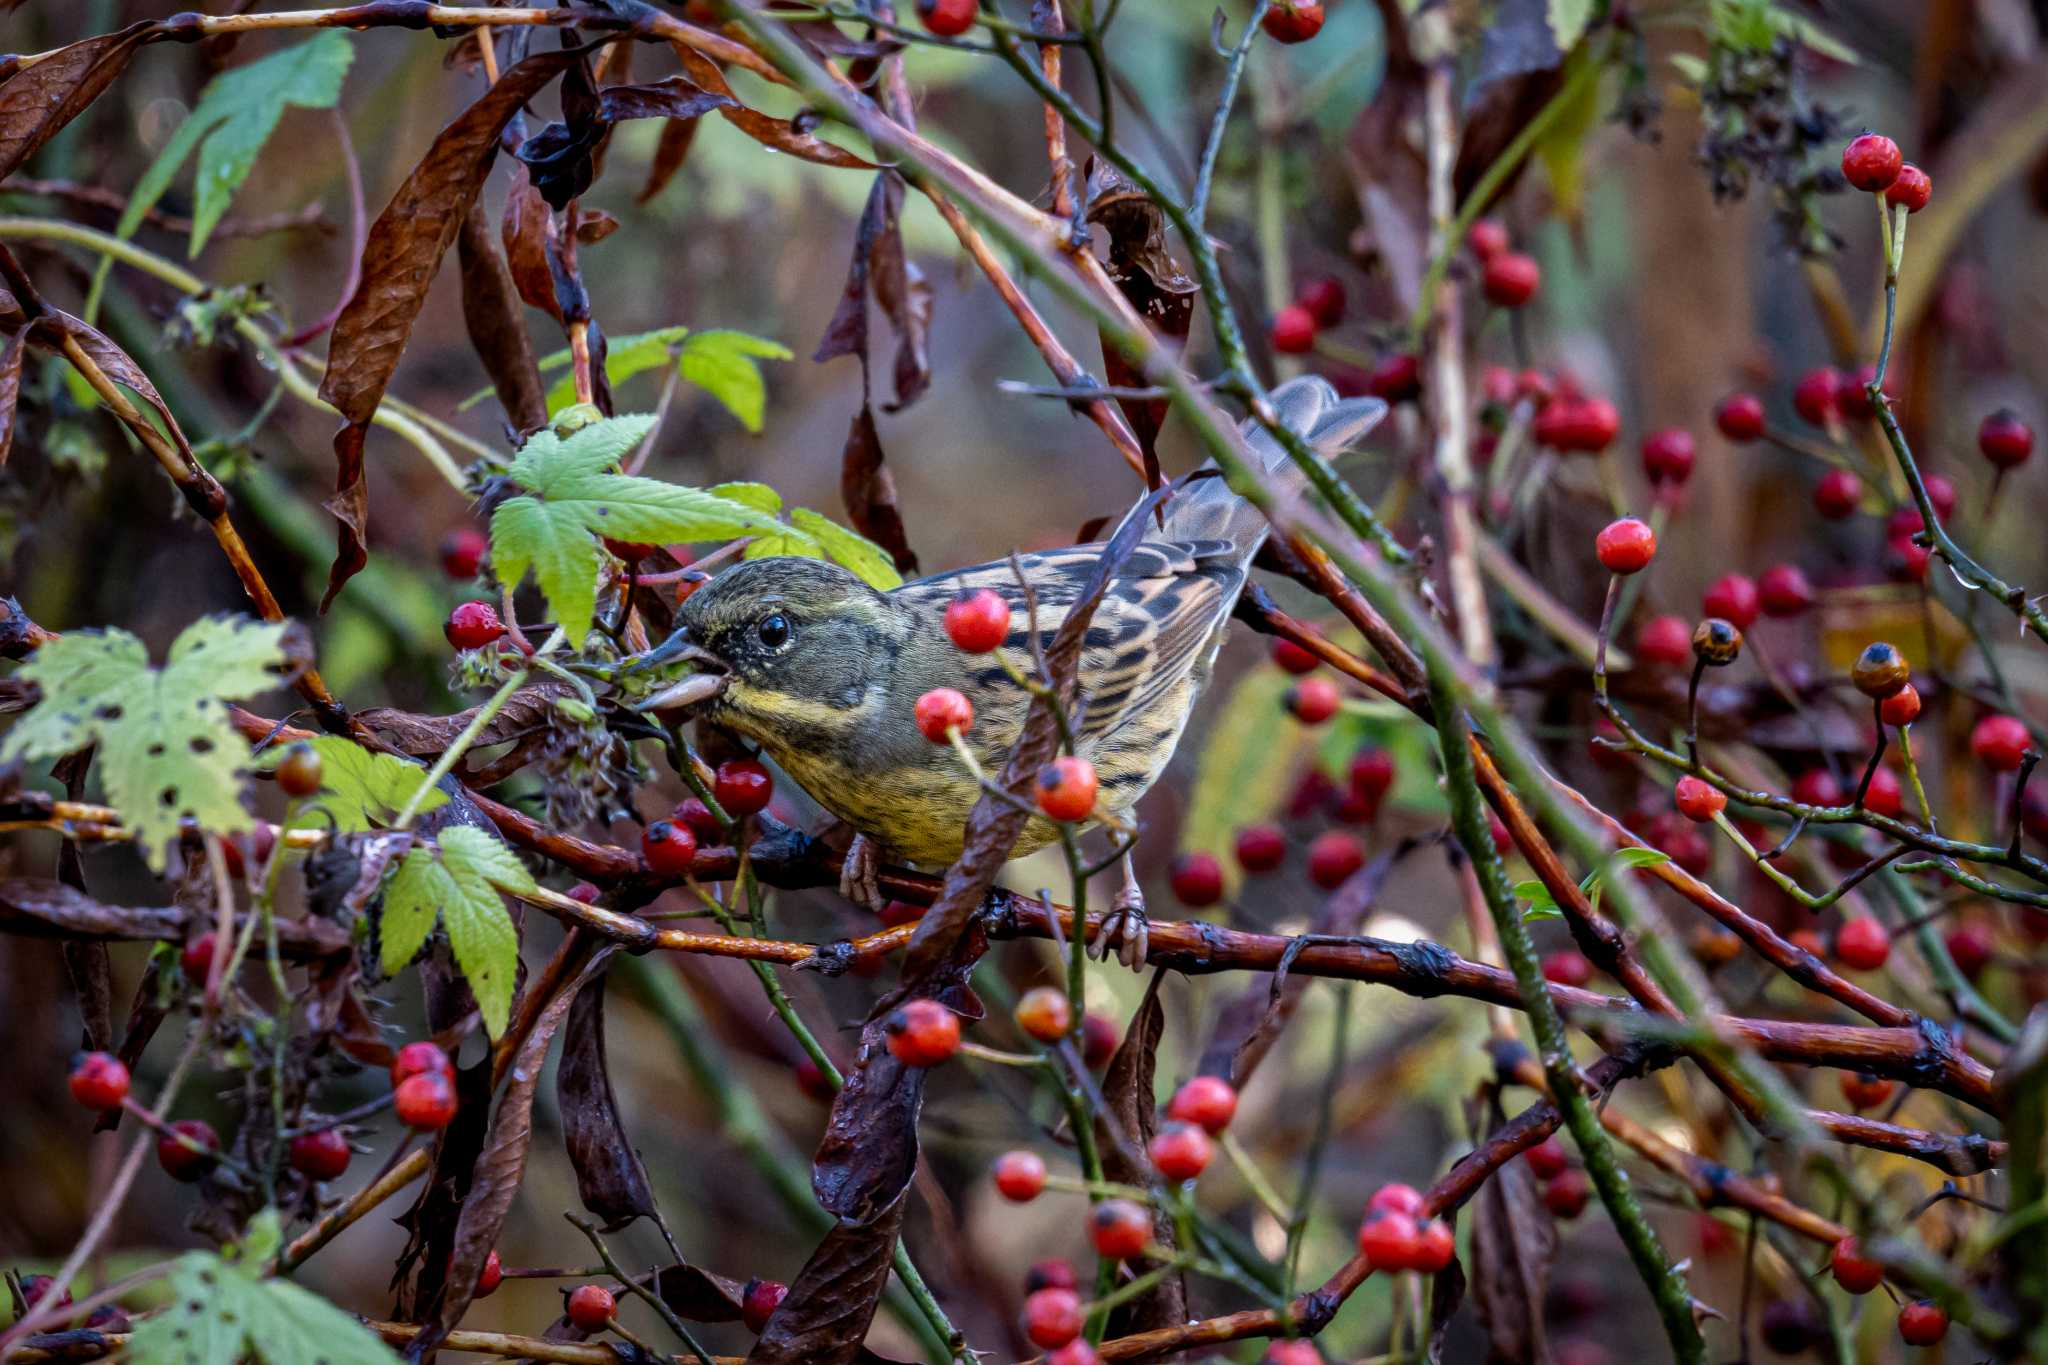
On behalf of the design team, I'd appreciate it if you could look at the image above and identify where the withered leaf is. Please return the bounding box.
[638,115,702,203]
[557,968,659,1232]
[746,1197,906,1365]
[390,1052,498,1324]
[1470,1120,1557,1365]
[0,24,153,182]
[1085,159,1195,480]
[0,325,26,466]
[500,163,561,323]
[866,174,931,411]
[813,1026,929,1227]
[43,310,197,463]
[1425,1251,1468,1364]
[573,208,620,245]
[1096,982,1185,1337]
[670,41,874,171]
[319,45,589,607]
[0,877,351,955]
[838,403,917,574]
[1343,0,1430,318]
[598,75,736,124]
[655,1263,748,1323]
[456,201,548,434]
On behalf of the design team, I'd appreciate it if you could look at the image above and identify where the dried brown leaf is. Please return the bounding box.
[670,41,874,170]
[456,200,548,434]
[42,310,197,463]
[838,403,917,574]
[0,25,151,182]
[1096,983,1185,1336]
[557,969,659,1232]
[0,325,25,466]
[745,1197,906,1365]
[1470,1119,1557,1365]
[655,1263,748,1323]
[1085,159,1195,479]
[638,116,703,203]
[500,163,561,323]
[598,75,736,124]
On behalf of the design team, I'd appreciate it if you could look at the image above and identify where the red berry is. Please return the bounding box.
[1359,351,1420,404]
[1411,1218,1455,1273]
[1081,1013,1119,1068]
[275,741,323,798]
[1014,985,1073,1043]
[1970,714,2032,772]
[994,1149,1049,1202]
[566,882,602,904]
[714,758,773,816]
[1835,364,1885,421]
[944,588,1011,653]
[1357,1210,1421,1271]
[69,1051,130,1111]
[1813,468,1863,519]
[1024,1287,1084,1349]
[1714,393,1765,442]
[396,1070,459,1130]
[1793,368,1840,427]
[1673,776,1725,823]
[391,1041,454,1088]
[1150,1123,1213,1181]
[1758,564,1814,617]
[1525,1136,1569,1180]
[1349,748,1395,803]
[1897,1300,1948,1346]
[916,0,975,35]
[1090,1199,1152,1260]
[17,1275,70,1315]
[1047,1340,1100,1365]
[673,798,723,841]
[1271,632,1320,674]
[1925,473,1958,521]
[1543,1169,1591,1218]
[1864,765,1904,818]
[1595,518,1657,575]
[740,1278,787,1333]
[1641,428,1695,486]
[440,528,486,579]
[878,899,925,928]
[1307,830,1364,889]
[1834,916,1890,971]
[1027,1259,1079,1293]
[1841,133,1904,192]
[1264,1343,1320,1365]
[1234,824,1286,873]
[1979,409,2034,469]
[445,600,506,652]
[1167,1076,1238,1134]
[1842,1071,1897,1110]
[1945,923,1995,981]
[1367,1183,1426,1218]
[1270,304,1317,354]
[1169,852,1225,907]
[1035,756,1099,822]
[914,687,973,743]
[1792,768,1845,807]
[157,1118,220,1181]
[1516,368,1556,404]
[794,1056,833,1103]
[1260,0,1324,41]
[180,932,217,983]
[640,820,698,877]
[1285,676,1341,724]
[1889,534,1931,583]
[1482,251,1541,308]
[288,1127,352,1180]
[884,998,960,1067]
[1636,615,1693,668]
[1295,276,1346,328]
[1830,1236,1882,1294]
[1702,574,1760,630]
[566,1284,615,1331]
[1880,684,1922,727]
[1886,163,1932,211]
[1468,219,1511,260]
[476,1249,504,1298]
[1541,950,1593,988]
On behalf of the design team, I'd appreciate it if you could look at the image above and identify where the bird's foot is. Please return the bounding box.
[1092,872,1150,972]
[838,832,884,911]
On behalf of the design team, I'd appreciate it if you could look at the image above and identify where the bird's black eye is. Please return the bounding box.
[757,613,791,648]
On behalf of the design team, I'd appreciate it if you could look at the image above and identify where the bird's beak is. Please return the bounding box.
[621,627,730,713]
[620,626,713,676]
[633,669,728,713]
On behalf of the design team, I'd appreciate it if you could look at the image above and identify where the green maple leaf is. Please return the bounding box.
[525,326,794,432]
[2,617,288,872]
[128,1212,399,1365]
[379,826,535,1037]
[489,414,786,642]
[261,735,446,832]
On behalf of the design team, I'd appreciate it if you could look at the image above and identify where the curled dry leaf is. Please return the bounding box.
[839,404,918,575]
[669,41,875,171]
[1095,982,1186,1336]
[1085,159,1196,481]
[456,201,548,433]
[557,969,660,1232]
[0,326,26,467]
[1469,1113,1558,1364]
[0,877,351,954]
[1342,0,1430,319]
[1453,0,1566,209]
[0,24,153,182]
[639,114,702,203]
[746,1196,907,1365]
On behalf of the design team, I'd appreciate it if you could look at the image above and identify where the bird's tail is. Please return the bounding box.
[1155,376,1388,555]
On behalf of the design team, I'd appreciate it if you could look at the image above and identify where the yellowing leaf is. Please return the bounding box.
[263,735,445,832]
[790,507,903,589]
[678,329,793,433]
[1535,44,1607,221]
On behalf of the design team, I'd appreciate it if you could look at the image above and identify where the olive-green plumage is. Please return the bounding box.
[673,377,1385,869]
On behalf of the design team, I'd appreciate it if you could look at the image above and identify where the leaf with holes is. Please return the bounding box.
[378,825,532,1036]
[262,735,445,833]
[1,617,286,872]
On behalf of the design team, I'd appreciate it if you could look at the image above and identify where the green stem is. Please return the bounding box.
[392,656,539,830]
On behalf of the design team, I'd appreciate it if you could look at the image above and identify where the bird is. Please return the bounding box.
[633,377,1386,965]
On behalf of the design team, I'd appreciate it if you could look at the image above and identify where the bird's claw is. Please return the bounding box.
[839,832,884,912]
[1091,885,1150,971]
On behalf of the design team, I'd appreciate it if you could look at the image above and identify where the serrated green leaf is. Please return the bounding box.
[678,329,792,433]
[263,735,444,832]
[1547,0,1595,50]
[1517,878,1563,921]
[437,859,520,1039]
[378,848,447,976]
[541,326,690,414]
[491,495,603,644]
[743,524,826,560]
[1522,903,1566,922]
[376,829,527,1037]
[507,415,658,490]
[439,825,538,896]
[2,617,286,871]
[130,1224,399,1365]
[790,507,903,589]
[710,480,783,513]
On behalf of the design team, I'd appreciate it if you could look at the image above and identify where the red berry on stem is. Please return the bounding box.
[1295,276,1345,327]
[1842,1071,1896,1110]
[1035,756,1099,822]
[1169,852,1224,907]
[1758,564,1814,617]
[1541,951,1593,988]
[1925,473,1957,521]
[1365,352,1422,403]
[1090,1199,1152,1260]
[396,1070,459,1130]
[1368,1183,1426,1218]
[1468,219,1510,260]
[1702,574,1760,629]
[1027,1259,1079,1293]
[1525,1136,1569,1180]
[1971,714,2032,772]
[1881,684,1922,727]
[1835,364,1885,421]
[1150,1123,1213,1181]
[1357,1210,1421,1271]
[1543,1169,1591,1218]
[1835,916,1890,971]
[884,998,960,1067]
[1271,632,1320,674]
[1814,468,1863,520]
[566,1284,615,1331]
[1674,776,1726,823]
[741,1278,787,1333]
[1714,393,1765,442]
[1595,518,1657,575]
[391,1041,453,1087]
[1792,768,1845,807]
[289,1127,352,1180]
[275,741,323,798]
[566,881,601,905]
[1270,304,1317,356]
[157,1118,220,1181]
[477,1249,504,1298]
[714,759,773,816]
[1887,163,1932,211]
[1307,830,1364,889]
[1412,1218,1455,1273]
[993,1149,1049,1201]
[878,900,925,929]
[1945,922,1994,981]
[944,588,1011,653]
[1641,429,1695,486]
[1014,985,1073,1043]
[1979,409,2035,469]
[445,600,506,652]
[1830,1236,1883,1294]
[1168,1076,1239,1134]
[1841,133,1903,192]
[440,528,486,579]
[1482,251,1541,308]
[1350,747,1395,801]
[1897,1300,1948,1346]
[1234,824,1286,873]
[915,687,974,743]
[640,820,697,877]
[180,931,217,983]
[916,0,974,34]
[69,1051,130,1111]
[1792,368,1839,427]
[1047,1342,1100,1365]
[1285,676,1341,724]
[1636,615,1693,668]
[1864,765,1904,819]
[1264,1344,1319,1365]
[673,798,723,841]
[1024,1287,1084,1349]
[1080,1013,1119,1068]
[1260,0,1324,40]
